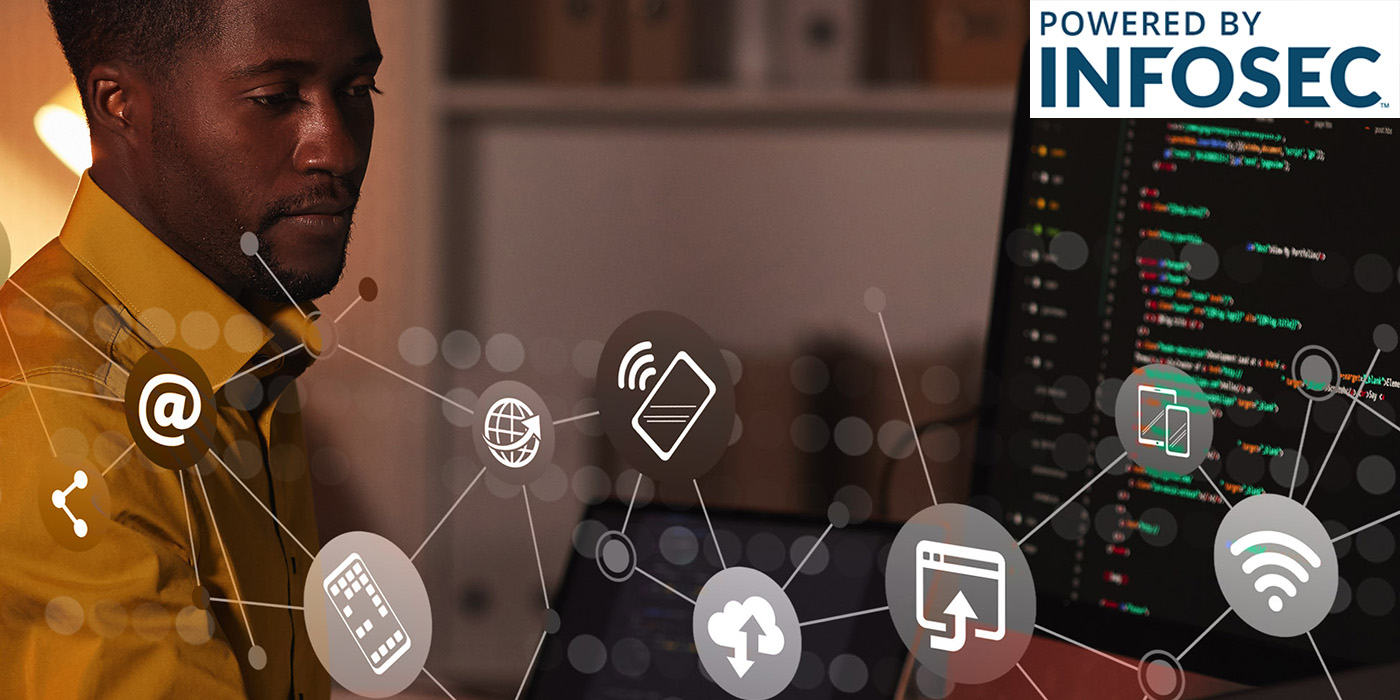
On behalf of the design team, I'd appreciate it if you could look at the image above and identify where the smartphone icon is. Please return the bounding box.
[1165,404,1190,457]
[1137,385,1177,447]
[324,553,412,675]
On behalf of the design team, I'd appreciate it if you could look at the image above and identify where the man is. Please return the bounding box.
[0,0,380,696]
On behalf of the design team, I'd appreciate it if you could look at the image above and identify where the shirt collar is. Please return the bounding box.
[57,172,323,386]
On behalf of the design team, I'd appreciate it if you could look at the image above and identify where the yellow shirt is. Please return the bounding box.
[0,173,330,699]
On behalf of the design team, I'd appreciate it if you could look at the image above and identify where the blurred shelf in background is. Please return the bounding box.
[446,0,1028,92]
[437,84,1015,124]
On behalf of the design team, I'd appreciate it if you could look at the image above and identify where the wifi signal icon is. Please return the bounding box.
[1228,530,1323,613]
[618,341,658,391]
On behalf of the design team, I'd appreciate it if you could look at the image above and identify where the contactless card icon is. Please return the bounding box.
[619,342,716,461]
[324,553,412,675]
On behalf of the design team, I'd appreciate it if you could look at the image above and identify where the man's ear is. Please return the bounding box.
[86,62,149,148]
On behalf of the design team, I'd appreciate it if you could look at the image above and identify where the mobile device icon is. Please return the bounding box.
[324,553,412,675]
[1137,385,1177,447]
[1165,404,1190,457]
[630,351,717,461]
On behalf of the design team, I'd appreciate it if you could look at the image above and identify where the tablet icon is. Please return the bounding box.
[620,342,717,461]
[1115,365,1213,476]
[916,541,1005,652]
[1137,384,1190,458]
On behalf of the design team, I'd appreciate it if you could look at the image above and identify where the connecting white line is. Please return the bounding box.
[636,566,697,606]
[0,309,56,458]
[1178,607,1232,660]
[178,469,201,582]
[798,605,889,628]
[783,523,833,590]
[411,466,486,562]
[877,311,937,506]
[216,344,306,390]
[523,489,551,610]
[0,377,122,401]
[209,597,304,611]
[1196,465,1233,509]
[1350,392,1400,432]
[1308,631,1344,700]
[1289,400,1314,500]
[423,667,458,700]
[333,295,363,324]
[513,630,548,700]
[252,251,309,319]
[101,442,137,477]
[1304,348,1381,507]
[621,472,643,534]
[553,410,599,426]
[193,466,256,645]
[694,479,725,569]
[1035,624,1137,670]
[208,449,315,559]
[1019,451,1128,546]
[5,278,129,376]
[338,345,474,415]
[1017,662,1049,700]
[1331,507,1400,543]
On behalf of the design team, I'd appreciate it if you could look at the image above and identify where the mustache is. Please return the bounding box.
[254,178,361,234]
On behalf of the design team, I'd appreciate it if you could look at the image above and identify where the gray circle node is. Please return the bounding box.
[240,231,259,256]
[595,530,637,583]
[1137,649,1184,700]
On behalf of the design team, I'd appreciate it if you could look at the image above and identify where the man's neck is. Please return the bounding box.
[87,160,245,299]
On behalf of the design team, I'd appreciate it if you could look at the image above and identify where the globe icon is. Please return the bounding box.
[483,397,542,469]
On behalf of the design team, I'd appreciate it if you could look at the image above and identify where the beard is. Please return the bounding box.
[148,111,358,304]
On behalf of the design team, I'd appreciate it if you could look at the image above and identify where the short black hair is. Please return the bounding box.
[47,0,217,115]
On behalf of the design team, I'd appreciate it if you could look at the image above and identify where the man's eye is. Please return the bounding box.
[345,84,382,99]
[250,92,297,107]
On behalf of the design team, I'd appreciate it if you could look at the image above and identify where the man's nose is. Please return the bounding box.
[292,98,365,177]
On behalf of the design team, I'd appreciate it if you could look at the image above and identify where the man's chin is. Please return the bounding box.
[256,231,350,303]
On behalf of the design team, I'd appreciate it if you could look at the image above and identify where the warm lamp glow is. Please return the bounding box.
[34,85,91,175]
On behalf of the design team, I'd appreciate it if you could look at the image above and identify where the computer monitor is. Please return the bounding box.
[523,501,911,699]
[973,58,1400,686]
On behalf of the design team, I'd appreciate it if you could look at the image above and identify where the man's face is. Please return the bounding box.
[140,0,379,303]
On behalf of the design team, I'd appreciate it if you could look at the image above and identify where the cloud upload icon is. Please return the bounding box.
[706,596,786,678]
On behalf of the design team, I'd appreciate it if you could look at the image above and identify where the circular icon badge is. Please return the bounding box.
[693,567,801,700]
[1114,364,1214,476]
[124,348,217,471]
[885,503,1035,685]
[597,311,736,482]
[305,531,432,698]
[472,381,554,486]
[37,461,111,551]
[1214,494,1337,638]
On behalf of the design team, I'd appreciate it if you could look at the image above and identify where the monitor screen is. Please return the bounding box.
[975,83,1400,684]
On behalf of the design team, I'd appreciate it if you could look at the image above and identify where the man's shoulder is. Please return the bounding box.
[0,238,131,397]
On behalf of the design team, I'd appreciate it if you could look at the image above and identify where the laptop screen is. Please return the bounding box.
[525,501,913,699]
[973,61,1400,685]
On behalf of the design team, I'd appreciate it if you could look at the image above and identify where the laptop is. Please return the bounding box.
[523,501,914,699]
